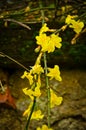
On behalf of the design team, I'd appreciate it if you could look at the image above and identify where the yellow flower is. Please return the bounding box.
[31,110,44,120]
[36,33,50,46]
[22,76,41,99]
[69,20,84,34]
[37,125,53,130]
[65,15,75,25]
[21,71,33,85]
[33,85,41,97]
[41,42,50,52]
[36,33,50,52]
[36,33,62,53]
[48,34,62,53]
[42,33,62,53]
[45,41,55,53]
[22,88,34,100]
[39,23,49,34]
[50,89,63,108]
[30,64,44,75]
[23,85,41,100]
[65,15,84,34]
[36,23,62,53]
[47,65,62,81]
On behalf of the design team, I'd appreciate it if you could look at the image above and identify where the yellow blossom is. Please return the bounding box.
[36,23,62,53]
[21,71,33,85]
[39,23,49,34]
[65,15,76,25]
[22,85,41,100]
[65,15,84,34]
[50,89,63,108]
[47,65,62,81]
[37,125,53,130]
[36,33,62,53]
[50,34,62,49]
[31,110,44,120]
[36,33,50,46]
[42,40,54,53]
[69,20,84,34]
[41,42,50,52]
[42,33,62,53]
[22,88,34,100]
[33,85,41,97]
[30,64,44,74]
[36,33,50,52]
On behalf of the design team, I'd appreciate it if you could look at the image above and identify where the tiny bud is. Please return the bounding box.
[25,6,30,12]
[4,21,8,27]
[61,25,67,31]
[34,46,41,53]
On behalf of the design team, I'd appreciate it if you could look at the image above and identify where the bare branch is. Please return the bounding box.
[4,19,31,30]
[0,52,29,72]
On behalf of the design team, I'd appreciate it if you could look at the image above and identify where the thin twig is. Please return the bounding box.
[71,28,86,44]
[0,52,29,72]
[4,19,31,30]
[0,80,5,92]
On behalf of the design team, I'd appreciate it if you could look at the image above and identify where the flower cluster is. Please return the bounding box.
[36,23,62,53]
[21,23,63,129]
[21,52,44,120]
[65,15,84,34]
[21,13,85,129]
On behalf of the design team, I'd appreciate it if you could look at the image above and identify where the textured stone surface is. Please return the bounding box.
[0,69,86,130]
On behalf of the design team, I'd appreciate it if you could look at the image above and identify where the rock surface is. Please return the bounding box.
[0,69,86,130]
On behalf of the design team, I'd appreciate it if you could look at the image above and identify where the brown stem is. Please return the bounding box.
[0,52,29,71]
[4,19,31,30]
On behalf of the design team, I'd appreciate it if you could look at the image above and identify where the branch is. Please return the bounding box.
[39,0,51,128]
[24,97,36,130]
[4,19,31,30]
[0,52,29,71]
